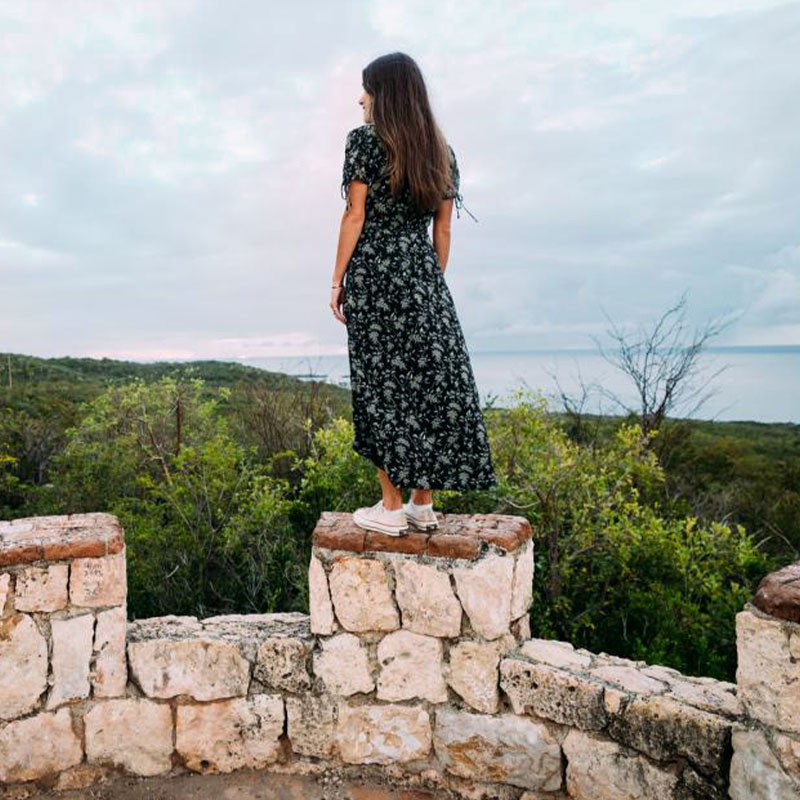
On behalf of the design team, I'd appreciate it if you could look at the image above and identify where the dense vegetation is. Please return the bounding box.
[1,352,796,681]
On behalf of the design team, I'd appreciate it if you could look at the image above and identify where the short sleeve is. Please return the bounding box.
[443,144,460,200]
[341,126,375,200]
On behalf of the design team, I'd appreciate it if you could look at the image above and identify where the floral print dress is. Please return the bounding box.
[340,123,498,491]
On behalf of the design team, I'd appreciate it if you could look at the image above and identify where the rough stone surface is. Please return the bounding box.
[286,693,337,758]
[70,551,126,607]
[753,559,800,623]
[336,703,432,764]
[309,553,335,635]
[128,635,251,701]
[736,607,800,733]
[589,665,668,695]
[607,693,732,775]
[313,632,374,696]
[446,639,504,713]
[92,605,128,697]
[13,563,69,612]
[0,613,48,720]
[0,512,124,567]
[254,636,312,693]
[500,658,607,731]
[563,729,679,799]
[47,612,95,708]
[433,708,562,791]
[0,707,83,783]
[520,638,593,670]
[0,572,10,614]
[510,540,534,619]
[376,629,448,703]
[394,560,462,637]
[730,727,800,800]
[176,694,284,773]
[452,553,514,640]
[85,698,173,776]
[328,557,400,632]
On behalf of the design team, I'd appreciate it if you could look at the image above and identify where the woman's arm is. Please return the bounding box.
[432,197,455,274]
[330,181,368,323]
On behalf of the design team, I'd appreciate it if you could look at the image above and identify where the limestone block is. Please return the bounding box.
[47,612,94,708]
[510,540,534,619]
[433,708,562,791]
[394,559,462,637]
[376,629,447,703]
[0,573,10,615]
[520,638,592,670]
[500,658,607,731]
[452,553,514,640]
[70,551,126,607]
[85,698,173,776]
[328,557,399,632]
[736,608,800,733]
[92,605,128,697]
[511,613,531,642]
[0,613,48,720]
[589,664,668,695]
[730,727,800,800]
[0,707,83,782]
[312,632,374,696]
[254,635,312,692]
[13,563,68,612]
[665,675,742,718]
[774,731,800,782]
[607,693,732,776]
[286,693,337,758]
[309,553,335,634]
[336,703,432,764]
[176,694,284,773]
[563,729,679,798]
[445,639,504,713]
[128,636,250,701]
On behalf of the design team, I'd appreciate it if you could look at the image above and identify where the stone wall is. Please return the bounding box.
[0,510,794,798]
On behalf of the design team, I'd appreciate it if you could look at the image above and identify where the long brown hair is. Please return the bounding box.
[363,52,454,214]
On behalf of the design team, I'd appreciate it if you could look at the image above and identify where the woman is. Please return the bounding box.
[330,52,497,537]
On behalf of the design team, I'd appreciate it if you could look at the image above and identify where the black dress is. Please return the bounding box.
[341,123,498,492]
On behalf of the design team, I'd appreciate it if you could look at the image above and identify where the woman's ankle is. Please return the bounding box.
[411,489,433,505]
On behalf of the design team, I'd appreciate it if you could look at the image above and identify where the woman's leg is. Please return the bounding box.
[411,488,433,505]
[377,467,404,510]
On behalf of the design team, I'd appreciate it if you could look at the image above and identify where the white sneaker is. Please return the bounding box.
[403,499,440,531]
[352,499,409,536]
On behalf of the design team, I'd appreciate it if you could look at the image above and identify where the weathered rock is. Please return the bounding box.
[313,632,374,696]
[254,636,311,692]
[286,693,337,758]
[607,693,732,776]
[520,638,593,670]
[0,707,83,782]
[589,665,668,695]
[666,676,742,718]
[47,612,94,708]
[128,636,250,701]
[13,563,69,612]
[93,605,128,697]
[70,551,126,607]
[753,559,800,623]
[510,540,534,619]
[446,639,503,713]
[0,613,48,720]
[0,572,10,615]
[85,698,173,776]
[376,629,447,703]
[774,731,800,782]
[176,694,284,773]
[736,608,800,733]
[309,553,335,634]
[500,658,607,731]
[433,708,562,791]
[394,559,462,637]
[511,613,531,642]
[452,553,514,640]
[730,727,800,800]
[336,703,432,764]
[328,557,399,632]
[563,729,679,799]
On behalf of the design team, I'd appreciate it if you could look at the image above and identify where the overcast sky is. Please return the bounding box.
[2,0,799,361]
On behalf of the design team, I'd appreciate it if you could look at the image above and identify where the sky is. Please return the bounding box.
[2,0,799,361]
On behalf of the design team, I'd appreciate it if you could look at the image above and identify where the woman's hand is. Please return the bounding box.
[331,285,347,324]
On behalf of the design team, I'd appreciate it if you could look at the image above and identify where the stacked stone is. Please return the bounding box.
[731,561,800,798]
[0,513,127,785]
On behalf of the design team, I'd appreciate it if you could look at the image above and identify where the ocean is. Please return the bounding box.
[242,347,800,425]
